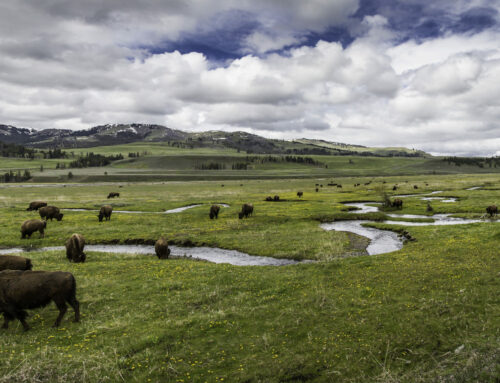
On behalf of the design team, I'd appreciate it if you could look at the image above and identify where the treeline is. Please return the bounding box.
[201,155,327,171]
[0,141,36,158]
[1,170,31,183]
[195,162,226,170]
[443,157,500,168]
[40,148,67,159]
[69,152,124,168]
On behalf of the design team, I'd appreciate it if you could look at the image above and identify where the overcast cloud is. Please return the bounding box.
[0,0,499,155]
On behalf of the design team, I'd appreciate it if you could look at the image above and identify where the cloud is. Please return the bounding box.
[0,1,499,155]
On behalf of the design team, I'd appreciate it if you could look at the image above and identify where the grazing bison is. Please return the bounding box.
[0,270,80,330]
[26,201,47,211]
[392,198,403,209]
[414,185,418,189]
[39,206,64,221]
[238,203,254,219]
[209,205,220,219]
[392,185,398,191]
[98,205,113,222]
[65,234,86,263]
[0,256,32,271]
[337,184,342,188]
[297,191,303,198]
[486,205,498,217]
[265,196,273,201]
[274,195,280,201]
[107,192,120,199]
[21,219,46,239]
[315,188,319,192]
[154,237,171,259]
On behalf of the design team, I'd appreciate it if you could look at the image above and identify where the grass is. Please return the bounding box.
[0,170,498,382]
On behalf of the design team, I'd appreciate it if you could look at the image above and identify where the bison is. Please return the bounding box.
[107,192,120,199]
[0,255,32,271]
[414,185,418,189]
[98,205,113,222]
[154,237,171,259]
[265,196,273,201]
[238,203,254,219]
[65,234,86,263]
[0,270,80,331]
[392,198,403,209]
[39,206,64,221]
[486,205,498,217]
[21,219,46,239]
[392,186,398,191]
[274,195,280,201]
[26,201,47,211]
[297,191,303,198]
[315,188,319,192]
[209,205,220,219]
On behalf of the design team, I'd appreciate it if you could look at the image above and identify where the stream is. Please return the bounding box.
[0,244,299,267]
[63,203,230,214]
[321,191,483,255]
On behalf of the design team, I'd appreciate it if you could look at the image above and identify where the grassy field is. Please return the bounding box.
[0,168,498,382]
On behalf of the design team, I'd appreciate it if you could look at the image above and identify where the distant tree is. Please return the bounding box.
[68,171,74,179]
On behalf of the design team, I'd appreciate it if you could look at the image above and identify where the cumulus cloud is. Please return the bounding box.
[0,1,499,155]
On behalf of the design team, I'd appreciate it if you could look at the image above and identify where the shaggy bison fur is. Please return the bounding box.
[0,256,32,271]
[26,201,47,211]
[39,206,64,221]
[155,237,171,259]
[21,219,46,239]
[0,270,80,331]
[238,203,254,219]
[107,192,120,199]
[392,198,403,209]
[98,205,113,222]
[209,205,221,219]
[297,191,303,198]
[65,234,86,263]
[486,205,498,217]
[274,195,280,201]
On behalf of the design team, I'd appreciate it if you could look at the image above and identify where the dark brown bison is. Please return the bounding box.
[393,185,398,191]
[315,188,319,192]
[209,205,220,219]
[98,205,113,222]
[414,185,418,189]
[238,203,254,219]
[26,201,47,211]
[337,184,342,188]
[297,191,303,198]
[107,192,120,199]
[0,255,32,271]
[265,196,273,201]
[21,219,46,239]
[486,205,498,217]
[0,270,80,330]
[274,195,280,201]
[392,198,403,209]
[65,234,86,263]
[154,237,171,259]
[39,206,64,221]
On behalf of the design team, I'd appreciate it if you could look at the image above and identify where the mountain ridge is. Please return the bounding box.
[0,123,428,157]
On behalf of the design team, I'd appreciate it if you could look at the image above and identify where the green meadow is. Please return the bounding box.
[0,153,498,382]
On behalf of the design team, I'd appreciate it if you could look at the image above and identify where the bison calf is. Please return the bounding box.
[65,234,86,263]
[98,205,113,222]
[209,205,221,219]
[238,203,254,219]
[0,255,32,271]
[39,206,64,221]
[0,270,80,331]
[26,201,47,211]
[21,219,46,239]
[155,237,171,259]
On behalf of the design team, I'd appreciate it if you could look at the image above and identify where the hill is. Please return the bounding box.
[0,124,427,157]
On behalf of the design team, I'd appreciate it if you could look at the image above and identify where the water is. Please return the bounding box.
[63,203,230,214]
[466,186,482,190]
[0,244,299,267]
[322,198,483,255]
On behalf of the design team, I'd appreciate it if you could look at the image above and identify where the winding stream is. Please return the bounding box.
[0,244,299,267]
[322,191,483,255]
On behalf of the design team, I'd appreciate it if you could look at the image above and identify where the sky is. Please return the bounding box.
[0,1,499,156]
